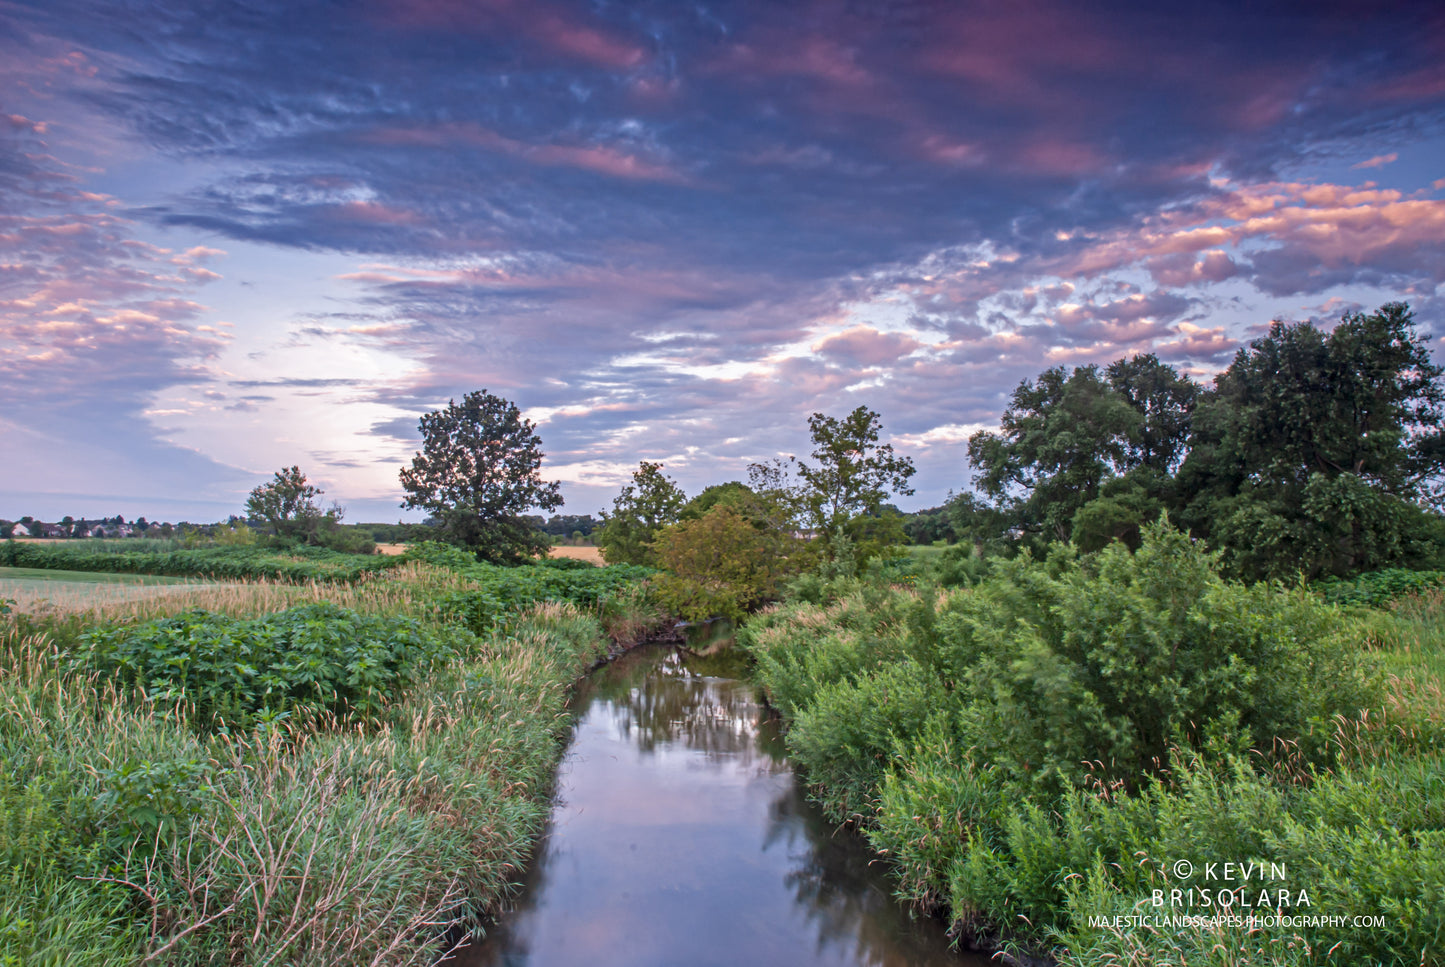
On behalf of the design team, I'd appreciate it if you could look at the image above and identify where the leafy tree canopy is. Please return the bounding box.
[651,504,808,622]
[795,406,916,560]
[399,390,563,564]
[963,303,1445,579]
[1179,302,1445,577]
[968,365,1140,543]
[245,466,331,542]
[595,461,687,566]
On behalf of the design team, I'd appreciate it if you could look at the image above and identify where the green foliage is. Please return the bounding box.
[901,503,957,544]
[969,363,1144,543]
[0,540,400,583]
[72,604,457,728]
[794,406,917,562]
[787,660,949,823]
[0,572,621,965]
[1318,567,1445,607]
[404,542,655,634]
[596,461,687,566]
[1180,303,1445,579]
[245,465,333,542]
[650,504,807,622]
[399,389,564,564]
[745,521,1409,961]
[1069,472,1164,552]
[964,306,1445,578]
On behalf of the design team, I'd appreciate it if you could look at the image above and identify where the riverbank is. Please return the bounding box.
[0,560,659,966]
[742,525,1445,966]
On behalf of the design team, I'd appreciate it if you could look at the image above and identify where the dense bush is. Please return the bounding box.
[742,522,1433,963]
[1,583,616,965]
[750,524,1377,800]
[71,603,459,728]
[651,505,807,621]
[1317,567,1445,608]
[402,541,655,634]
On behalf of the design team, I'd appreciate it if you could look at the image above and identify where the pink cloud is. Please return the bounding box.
[368,0,646,70]
[812,326,923,367]
[529,13,646,69]
[332,200,426,225]
[917,0,1119,93]
[1048,179,1445,284]
[1352,152,1398,170]
[362,122,684,183]
[1147,250,1239,287]
[5,114,48,134]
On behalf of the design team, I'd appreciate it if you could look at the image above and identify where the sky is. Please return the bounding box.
[2,0,1444,524]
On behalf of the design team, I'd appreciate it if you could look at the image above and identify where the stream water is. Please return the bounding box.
[450,642,990,967]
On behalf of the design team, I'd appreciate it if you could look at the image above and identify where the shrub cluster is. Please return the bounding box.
[403,541,655,634]
[71,603,460,728]
[743,523,1441,963]
[1317,567,1445,608]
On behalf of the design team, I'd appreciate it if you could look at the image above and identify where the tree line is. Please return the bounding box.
[238,301,1444,591]
[959,302,1445,580]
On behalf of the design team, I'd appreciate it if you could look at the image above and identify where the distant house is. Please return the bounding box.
[38,523,64,538]
[10,522,29,537]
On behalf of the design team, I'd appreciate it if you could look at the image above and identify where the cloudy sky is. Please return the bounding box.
[3,0,1444,523]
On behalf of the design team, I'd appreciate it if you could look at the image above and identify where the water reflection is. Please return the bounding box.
[451,645,986,967]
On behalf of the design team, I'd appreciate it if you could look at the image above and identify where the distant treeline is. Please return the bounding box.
[2,515,601,546]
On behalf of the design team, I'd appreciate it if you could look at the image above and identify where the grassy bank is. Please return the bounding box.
[1,556,660,966]
[742,525,1445,966]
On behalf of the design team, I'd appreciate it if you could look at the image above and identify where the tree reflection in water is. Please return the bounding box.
[451,645,984,967]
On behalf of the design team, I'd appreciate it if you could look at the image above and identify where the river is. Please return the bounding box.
[449,641,991,967]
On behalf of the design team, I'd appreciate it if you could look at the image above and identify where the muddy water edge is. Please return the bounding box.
[446,636,992,967]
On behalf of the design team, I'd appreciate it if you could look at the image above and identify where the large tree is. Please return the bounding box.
[246,466,328,541]
[1178,303,1445,578]
[1105,352,1200,475]
[968,365,1141,543]
[795,406,916,560]
[399,390,563,564]
[595,461,687,566]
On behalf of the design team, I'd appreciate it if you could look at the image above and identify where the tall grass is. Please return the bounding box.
[0,556,620,967]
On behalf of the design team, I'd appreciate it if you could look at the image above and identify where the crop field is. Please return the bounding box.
[549,544,604,564]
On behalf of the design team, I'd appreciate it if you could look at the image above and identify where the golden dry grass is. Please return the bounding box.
[4,562,477,625]
[547,545,604,564]
[375,543,409,555]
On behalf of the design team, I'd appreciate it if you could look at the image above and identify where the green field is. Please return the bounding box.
[0,566,215,607]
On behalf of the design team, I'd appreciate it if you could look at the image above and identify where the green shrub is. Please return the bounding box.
[786,659,949,823]
[1318,567,1445,608]
[414,546,655,635]
[650,505,808,622]
[72,604,458,728]
[747,520,1421,963]
[939,523,1379,791]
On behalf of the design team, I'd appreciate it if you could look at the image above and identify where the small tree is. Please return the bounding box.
[796,406,916,561]
[246,466,327,541]
[398,390,563,564]
[596,461,687,565]
[651,504,807,621]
